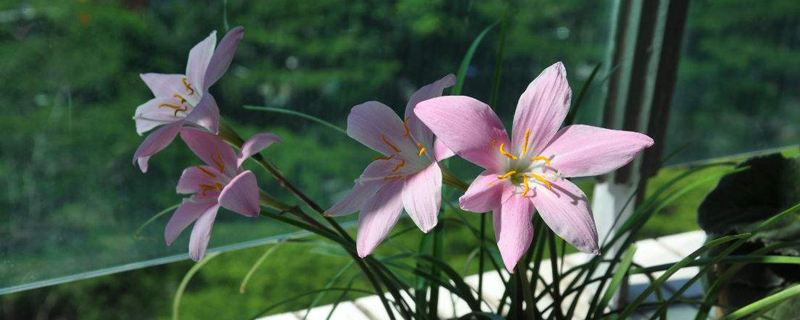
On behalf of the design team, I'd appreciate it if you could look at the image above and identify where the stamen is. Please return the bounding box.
[522,129,531,156]
[530,173,553,191]
[499,143,518,160]
[382,135,401,153]
[173,93,188,104]
[496,170,517,180]
[197,166,217,178]
[210,151,225,173]
[182,77,195,95]
[373,154,395,161]
[383,175,403,181]
[392,159,405,172]
[403,118,411,137]
[416,143,426,157]
[158,103,188,117]
[198,183,222,196]
[529,156,552,167]
[522,173,530,196]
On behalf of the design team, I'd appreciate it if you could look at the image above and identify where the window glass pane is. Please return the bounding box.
[0,0,612,293]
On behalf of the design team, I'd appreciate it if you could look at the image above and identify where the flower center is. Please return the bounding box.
[182,77,196,95]
[158,93,192,117]
[495,129,559,196]
[368,117,429,181]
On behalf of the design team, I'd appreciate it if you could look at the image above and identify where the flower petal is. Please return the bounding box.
[176,166,219,194]
[347,101,412,155]
[188,204,221,261]
[493,195,535,273]
[236,133,282,169]
[133,97,186,135]
[511,62,572,156]
[180,128,238,177]
[184,93,220,134]
[459,170,511,213]
[415,96,510,172]
[540,125,654,178]
[219,170,260,217]
[401,163,442,233]
[433,138,455,162]
[140,73,190,99]
[326,180,387,217]
[165,200,217,246]
[132,121,183,173]
[531,179,599,255]
[186,31,217,93]
[404,74,456,148]
[204,26,244,90]
[357,180,404,257]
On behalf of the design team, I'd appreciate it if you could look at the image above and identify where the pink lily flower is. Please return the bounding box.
[165,129,281,261]
[415,62,654,272]
[132,26,244,173]
[326,74,457,257]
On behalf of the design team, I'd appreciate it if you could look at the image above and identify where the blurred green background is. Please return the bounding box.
[0,0,799,318]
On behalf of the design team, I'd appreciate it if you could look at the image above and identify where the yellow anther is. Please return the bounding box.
[158,103,188,116]
[173,93,188,104]
[530,173,553,191]
[382,134,401,153]
[522,173,530,196]
[197,166,217,178]
[416,143,426,157]
[182,77,195,95]
[529,156,552,167]
[496,170,517,180]
[198,183,222,196]
[210,151,225,173]
[522,129,531,156]
[373,154,395,161]
[499,143,518,160]
[392,159,406,172]
[403,118,411,138]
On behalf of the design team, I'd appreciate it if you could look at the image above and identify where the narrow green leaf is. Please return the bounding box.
[248,287,377,320]
[594,244,637,318]
[173,252,221,320]
[240,241,286,293]
[134,203,180,240]
[722,284,800,320]
[302,260,355,319]
[243,105,347,136]
[451,22,498,95]
[564,62,602,126]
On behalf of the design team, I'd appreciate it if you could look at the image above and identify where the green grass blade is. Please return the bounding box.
[134,203,180,240]
[565,62,602,126]
[721,284,800,320]
[302,260,355,319]
[325,274,360,320]
[240,241,286,293]
[173,252,221,320]
[451,22,498,95]
[428,224,444,319]
[243,105,347,136]
[594,244,637,318]
[248,287,378,320]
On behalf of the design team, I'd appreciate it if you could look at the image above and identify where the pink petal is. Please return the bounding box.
[176,166,219,194]
[433,138,455,162]
[132,121,183,173]
[347,101,410,155]
[165,200,217,246]
[403,74,456,148]
[189,204,221,261]
[358,159,402,182]
[140,73,190,99]
[219,170,261,217]
[204,26,244,90]
[186,31,217,93]
[236,132,282,168]
[133,97,186,135]
[180,129,238,177]
[531,179,599,255]
[459,170,510,213]
[184,93,220,134]
[401,163,442,233]
[511,62,572,156]
[415,96,510,172]
[357,181,404,257]
[540,125,654,178]
[326,180,387,217]
[493,195,535,273]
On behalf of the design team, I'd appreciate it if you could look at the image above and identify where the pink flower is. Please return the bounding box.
[415,62,654,272]
[165,129,280,261]
[132,26,244,173]
[326,74,457,257]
